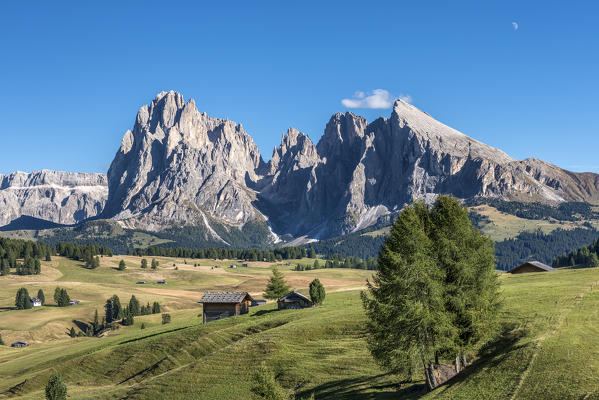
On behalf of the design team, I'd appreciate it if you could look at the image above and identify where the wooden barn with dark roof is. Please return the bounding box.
[277,291,313,310]
[198,292,253,323]
[508,261,556,274]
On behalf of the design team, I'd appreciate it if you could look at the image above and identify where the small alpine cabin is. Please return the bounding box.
[277,291,313,310]
[30,297,42,307]
[508,261,556,274]
[198,292,253,323]
[11,340,28,348]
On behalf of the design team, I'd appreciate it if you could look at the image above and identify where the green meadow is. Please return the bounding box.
[2,257,599,399]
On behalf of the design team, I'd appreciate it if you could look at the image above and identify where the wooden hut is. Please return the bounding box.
[277,291,313,310]
[198,292,253,323]
[508,261,556,274]
[11,340,28,348]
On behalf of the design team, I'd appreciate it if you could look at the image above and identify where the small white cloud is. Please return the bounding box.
[512,21,519,30]
[342,89,412,109]
[342,89,394,109]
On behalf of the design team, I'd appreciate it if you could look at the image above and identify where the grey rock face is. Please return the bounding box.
[22,91,594,243]
[0,170,107,226]
[258,99,599,238]
[102,91,265,234]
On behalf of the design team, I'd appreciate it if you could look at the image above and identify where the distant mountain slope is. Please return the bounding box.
[3,91,599,246]
[0,170,107,227]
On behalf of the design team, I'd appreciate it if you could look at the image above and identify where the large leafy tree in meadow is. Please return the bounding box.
[362,196,500,390]
[263,267,291,300]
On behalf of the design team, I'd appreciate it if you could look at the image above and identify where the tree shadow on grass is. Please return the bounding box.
[72,319,90,332]
[297,373,426,400]
[297,324,526,400]
[435,323,528,391]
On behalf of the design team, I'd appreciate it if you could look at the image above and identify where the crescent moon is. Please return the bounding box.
[512,22,519,30]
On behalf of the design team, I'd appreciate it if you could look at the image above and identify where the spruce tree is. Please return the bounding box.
[161,313,171,324]
[129,295,140,316]
[118,260,126,270]
[141,259,148,269]
[105,299,114,324]
[53,287,61,304]
[37,289,45,305]
[57,289,70,307]
[263,267,291,300]
[361,201,454,390]
[430,195,500,370]
[45,372,67,400]
[309,278,326,305]
[362,197,501,389]
[151,259,159,269]
[111,295,123,321]
[15,288,32,310]
[0,332,4,345]
[152,301,161,314]
[92,309,100,333]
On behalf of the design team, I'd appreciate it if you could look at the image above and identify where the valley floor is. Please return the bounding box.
[1,258,599,399]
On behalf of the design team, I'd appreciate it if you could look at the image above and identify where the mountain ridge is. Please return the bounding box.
[2,91,599,246]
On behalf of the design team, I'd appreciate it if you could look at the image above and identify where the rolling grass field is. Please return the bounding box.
[2,258,599,399]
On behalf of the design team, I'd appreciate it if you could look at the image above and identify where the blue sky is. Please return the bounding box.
[0,1,597,174]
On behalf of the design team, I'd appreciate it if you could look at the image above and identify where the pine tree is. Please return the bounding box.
[15,287,32,310]
[161,313,171,324]
[129,295,140,316]
[151,259,159,269]
[308,248,316,258]
[361,201,454,390]
[37,289,45,305]
[105,299,113,324]
[309,278,326,305]
[111,295,123,321]
[118,260,126,270]
[430,195,501,371]
[263,267,291,300]
[141,259,148,269]
[313,259,320,269]
[56,289,70,307]
[362,197,501,390]
[53,287,61,304]
[45,372,67,400]
[152,301,161,314]
[92,309,100,333]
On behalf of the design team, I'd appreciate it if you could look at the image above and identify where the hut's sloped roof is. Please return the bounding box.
[278,291,311,303]
[199,292,252,304]
[508,261,556,273]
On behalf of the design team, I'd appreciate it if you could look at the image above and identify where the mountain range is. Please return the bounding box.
[2,90,599,246]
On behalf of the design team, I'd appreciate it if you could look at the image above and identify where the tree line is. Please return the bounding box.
[131,245,312,262]
[70,295,163,337]
[553,237,599,268]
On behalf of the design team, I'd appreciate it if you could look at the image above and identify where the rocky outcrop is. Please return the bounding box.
[34,90,596,243]
[0,170,107,227]
[258,99,599,238]
[101,91,266,238]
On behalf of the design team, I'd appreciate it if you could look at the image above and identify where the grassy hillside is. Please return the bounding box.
[2,262,599,398]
